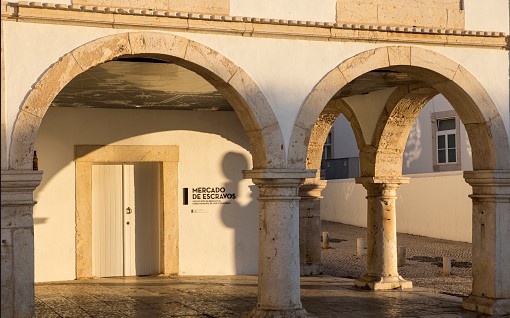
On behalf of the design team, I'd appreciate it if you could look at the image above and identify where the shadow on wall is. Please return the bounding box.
[220,152,258,275]
[34,218,48,225]
[34,107,250,195]
[403,120,422,169]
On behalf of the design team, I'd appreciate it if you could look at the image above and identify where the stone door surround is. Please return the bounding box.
[74,145,179,278]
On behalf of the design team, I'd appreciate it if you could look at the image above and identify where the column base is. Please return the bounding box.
[300,264,322,276]
[242,308,316,318]
[462,294,510,316]
[354,275,412,290]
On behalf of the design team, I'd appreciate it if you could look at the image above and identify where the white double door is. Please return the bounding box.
[92,163,160,277]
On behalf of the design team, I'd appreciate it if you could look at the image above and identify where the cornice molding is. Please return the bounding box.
[1,1,508,49]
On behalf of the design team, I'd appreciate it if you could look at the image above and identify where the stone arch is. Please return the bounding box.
[364,85,438,177]
[289,46,510,172]
[306,99,366,179]
[9,32,285,170]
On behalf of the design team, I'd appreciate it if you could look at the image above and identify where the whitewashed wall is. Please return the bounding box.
[321,171,473,242]
[3,21,508,164]
[33,107,259,282]
[332,95,473,174]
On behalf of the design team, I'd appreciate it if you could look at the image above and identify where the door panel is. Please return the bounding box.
[92,164,124,277]
[123,164,136,276]
[134,163,160,275]
[92,163,160,278]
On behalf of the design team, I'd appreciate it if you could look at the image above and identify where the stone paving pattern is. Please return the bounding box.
[321,221,472,297]
[36,222,498,318]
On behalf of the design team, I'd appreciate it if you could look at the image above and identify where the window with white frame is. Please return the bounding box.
[431,111,461,171]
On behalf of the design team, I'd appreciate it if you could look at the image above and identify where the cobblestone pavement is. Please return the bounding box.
[35,222,500,317]
[321,221,472,297]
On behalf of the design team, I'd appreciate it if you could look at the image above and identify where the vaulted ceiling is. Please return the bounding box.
[52,58,421,111]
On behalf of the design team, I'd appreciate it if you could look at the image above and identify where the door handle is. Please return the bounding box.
[126,207,132,214]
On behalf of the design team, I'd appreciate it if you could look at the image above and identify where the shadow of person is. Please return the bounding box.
[220,152,258,274]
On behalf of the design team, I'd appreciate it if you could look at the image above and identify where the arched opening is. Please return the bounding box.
[9,32,285,171]
[293,46,510,314]
[3,32,296,318]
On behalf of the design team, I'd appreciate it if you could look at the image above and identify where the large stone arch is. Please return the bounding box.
[364,85,438,177]
[9,32,285,170]
[292,45,510,315]
[306,98,366,179]
[289,46,510,172]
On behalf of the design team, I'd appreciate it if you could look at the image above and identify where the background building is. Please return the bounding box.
[321,94,473,242]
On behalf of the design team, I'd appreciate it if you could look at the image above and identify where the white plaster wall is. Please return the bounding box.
[321,171,472,242]
[397,172,472,242]
[320,179,367,227]
[33,107,258,282]
[402,95,473,174]
[464,0,510,33]
[343,88,396,145]
[332,115,359,159]
[3,22,508,164]
[2,21,123,162]
[330,94,473,174]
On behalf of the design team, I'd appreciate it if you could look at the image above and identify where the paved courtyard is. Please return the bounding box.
[321,221,472,297]
[35,222,498,317]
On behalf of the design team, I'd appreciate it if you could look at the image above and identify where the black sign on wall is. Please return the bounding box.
[183,188,189,205]
[183,186,237,205]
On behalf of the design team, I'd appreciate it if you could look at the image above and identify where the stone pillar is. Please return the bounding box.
[462,170,510,316]
[299,179,326,276]
[354,176,412,290]
[243,169,316,318]
[1,170,43,318]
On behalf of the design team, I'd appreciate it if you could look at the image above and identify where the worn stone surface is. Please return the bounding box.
[1,170,41,318]
[336,0,465,29]
[244,169,314,315]
[129,32,188,61]
[299,180,326,276]
[183,40,238,84]
[354,177,412,290]
[462,170,510,315]
[33,273,509,317]
[31,221,507,316]
[339,48,391,84]
[73,0,230,15]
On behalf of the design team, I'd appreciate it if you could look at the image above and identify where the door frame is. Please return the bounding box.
[75,145,179,278]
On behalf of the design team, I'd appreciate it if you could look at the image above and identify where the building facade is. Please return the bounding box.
[321,95,475,242]
[1,0,509,317]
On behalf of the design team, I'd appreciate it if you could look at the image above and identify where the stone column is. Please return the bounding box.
[1,170,43,318]
[243,169,316,318]
[354,176,412,290]
[462,170,510,316]
[299,179,326,276]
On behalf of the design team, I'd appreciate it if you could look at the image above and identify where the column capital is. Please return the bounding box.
[244,169,316,201]
[243,169,316,182]
[299,179,327,199]
[355,176,409,192]
[464,170,510,200]
[463,169,510,186]
[355,176,410,185]
[1,170,43,206]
